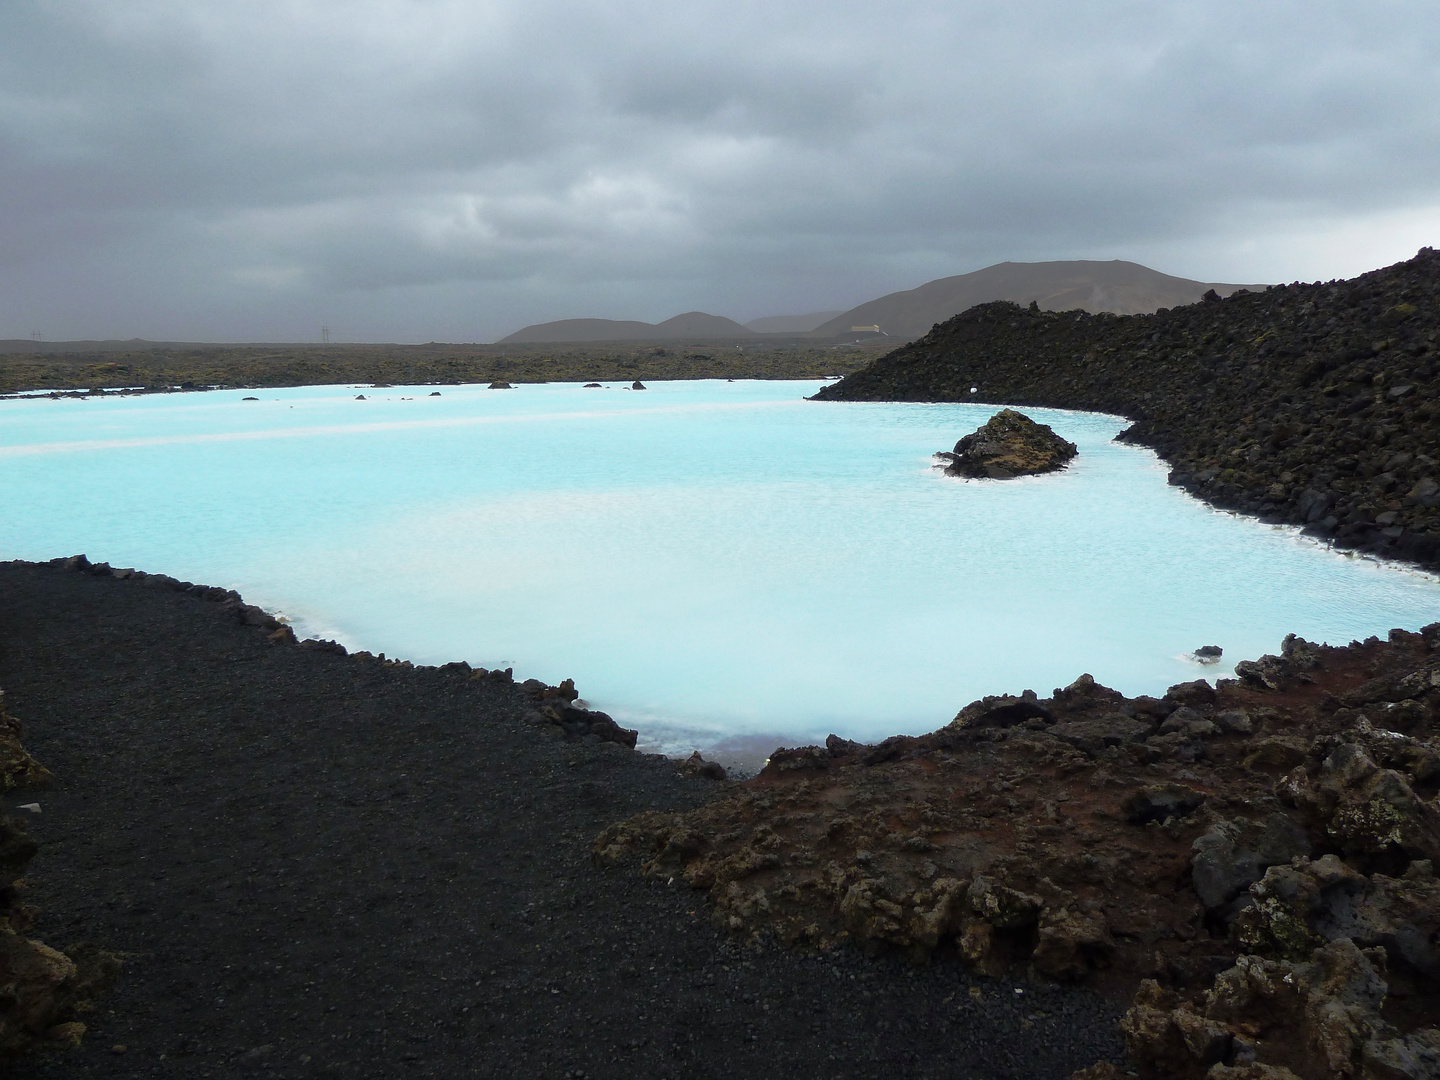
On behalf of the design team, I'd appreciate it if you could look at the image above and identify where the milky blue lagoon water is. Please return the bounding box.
[4,379,1439,764]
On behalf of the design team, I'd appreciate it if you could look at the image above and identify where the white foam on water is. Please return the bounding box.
[3,379,1438,754]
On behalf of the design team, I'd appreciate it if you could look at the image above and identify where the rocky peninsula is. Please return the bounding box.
[937,409,1078,478]
[815,248,1440,570]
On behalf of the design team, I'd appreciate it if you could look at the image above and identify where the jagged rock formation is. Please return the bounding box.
[677,752,728,781]
[937,408,1078,478]
[519,677,640,748]
[595,628,1440,1079]
[1121,939,1440,1079]
[814,248,1440,569]
[0,695,118,1059]
[0,691,51,791]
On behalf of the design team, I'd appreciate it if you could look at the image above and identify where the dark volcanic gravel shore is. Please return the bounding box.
[0,560,1125,1079]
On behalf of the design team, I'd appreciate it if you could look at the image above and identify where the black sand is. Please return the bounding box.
[0,561,1125,1079]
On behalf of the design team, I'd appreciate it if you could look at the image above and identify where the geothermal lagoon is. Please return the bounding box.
[3,379,1438,765]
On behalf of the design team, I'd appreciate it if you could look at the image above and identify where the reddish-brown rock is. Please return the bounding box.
[596,630,1440,1078]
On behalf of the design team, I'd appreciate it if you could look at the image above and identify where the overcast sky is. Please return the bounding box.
[3,1,1439,343]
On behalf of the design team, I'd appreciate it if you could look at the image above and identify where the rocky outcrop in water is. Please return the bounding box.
[595,627,1440,1079]
[520,677,640,749]
[937,408,1078,479]
[814,248,1440,570]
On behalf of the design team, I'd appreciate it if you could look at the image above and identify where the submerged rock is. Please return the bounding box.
[935,408,1077,479]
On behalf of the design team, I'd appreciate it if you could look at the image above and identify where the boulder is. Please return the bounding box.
[0,812,120,1056]
[1190,813,1312,913]
[1122,940,1436,1080]
[1278,743,1440,868]
[0,692,51,790]
[1033,906,1114,981]
[677,752,727,781]
[1051,714,1152,756]
[951,693,1055,730]
[1234,855,1440,982]
[1214,709,1253,734]
[1244,736,1308,772]
[535,701,638,749]
[760,745,831,774]
[937,408,1077,479]
[824,733,869,757]
[1167,679,1219,708]
[1123,783,1206,825]
[966,874,1044,930]
[1160,706,1219,738]
[1235,637,1323,692]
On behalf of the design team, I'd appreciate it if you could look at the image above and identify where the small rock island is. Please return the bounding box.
[936,408,1078,479]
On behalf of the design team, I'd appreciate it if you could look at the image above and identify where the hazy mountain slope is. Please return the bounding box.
[812,260,1269,341]
[495,318,661,344]
[496,312,756,344]
[651,312,755,337]
[744,311,844,333]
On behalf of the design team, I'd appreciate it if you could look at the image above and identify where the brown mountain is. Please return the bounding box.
[495,318,662,344]
[497,312,755,344]
[811,260,1269,341]
[651,312,755,338]
[744,311,844,333]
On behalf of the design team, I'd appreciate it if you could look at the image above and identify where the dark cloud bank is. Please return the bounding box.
[2,1,1439,344]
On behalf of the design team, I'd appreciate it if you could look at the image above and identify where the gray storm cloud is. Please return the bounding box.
[2,0,1439,342]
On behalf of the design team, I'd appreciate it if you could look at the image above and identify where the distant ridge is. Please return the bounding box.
[744,311,844,334]
[0,338,222,354]
[497,311,755,344]
[0,339,353,354]
[810,260,1268,341]
[494,261,1268,345]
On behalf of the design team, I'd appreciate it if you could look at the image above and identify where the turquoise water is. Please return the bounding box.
[3,379,1438,761]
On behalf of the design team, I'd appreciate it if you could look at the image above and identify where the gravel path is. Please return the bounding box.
[1,561,1125,1079]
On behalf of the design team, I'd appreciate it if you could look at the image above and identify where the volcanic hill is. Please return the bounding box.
[809,259,1266,341]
